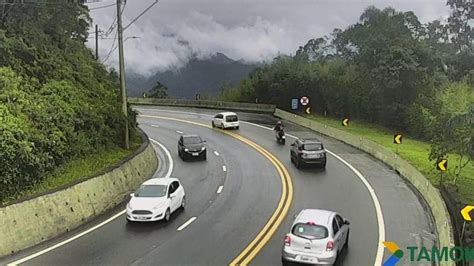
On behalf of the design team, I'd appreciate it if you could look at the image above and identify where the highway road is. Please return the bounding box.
[2,106,437,266]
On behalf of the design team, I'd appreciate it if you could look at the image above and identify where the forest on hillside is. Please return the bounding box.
[0,3,136,201]
[223,1,473,177]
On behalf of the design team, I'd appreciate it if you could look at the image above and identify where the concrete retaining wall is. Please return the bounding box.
[128,97,276,114]
[0,132,158,257]
[274,109,455,255]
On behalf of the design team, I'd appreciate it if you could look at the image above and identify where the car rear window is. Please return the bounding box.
[183,136,202,144]
[292,223,328,239]
[226,115,238,122]
[303,143,323,151]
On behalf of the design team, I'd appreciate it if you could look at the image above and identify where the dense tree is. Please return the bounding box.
[148,81,169,99]
[0,3,136,201]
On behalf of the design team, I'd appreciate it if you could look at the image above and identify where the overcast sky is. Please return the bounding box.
[86,0,451,76]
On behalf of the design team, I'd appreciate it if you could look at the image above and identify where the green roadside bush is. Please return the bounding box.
[0,3,137,203]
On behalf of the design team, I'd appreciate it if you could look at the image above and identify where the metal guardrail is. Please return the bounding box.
[128,98,276,114]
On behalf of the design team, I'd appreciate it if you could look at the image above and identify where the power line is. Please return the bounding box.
[88,2,115,11]
[101,29,117,63]
[123,0,158,31]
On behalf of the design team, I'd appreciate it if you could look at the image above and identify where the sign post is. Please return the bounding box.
[393,134,402,154]
[436,159,448,185]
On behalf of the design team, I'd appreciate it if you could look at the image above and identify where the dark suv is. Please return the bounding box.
[178,135,206,160]
[290,139,326,168]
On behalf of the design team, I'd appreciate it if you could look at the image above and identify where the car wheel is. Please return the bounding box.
[178,149,182,158]
[281,257,290,266]
[295,158,301,169]
[201,152,207,160]
[164,208,171,222]
[212,121,215,128]
[181,196,186,209]
[290,153,294,163]
[235,126,239,130]
[345,230,350,248]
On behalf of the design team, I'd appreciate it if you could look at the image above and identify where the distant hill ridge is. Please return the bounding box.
[127,52,258,98]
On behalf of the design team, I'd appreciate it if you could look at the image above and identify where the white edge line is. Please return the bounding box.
[242,121,385,266]
[214,151,220,156]
[140,112,385,265]
[217,185,224,194]
[222,165,227,172]
[9,138,174,266]
[138,109,385,264]
[7,210,126,266]
[150,138,173,179]
[176,217,197,231]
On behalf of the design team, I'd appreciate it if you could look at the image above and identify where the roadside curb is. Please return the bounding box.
[274,108,455,265]
[0,130,158,257]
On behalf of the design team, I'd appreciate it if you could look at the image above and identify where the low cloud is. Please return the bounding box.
[87,0,449,77]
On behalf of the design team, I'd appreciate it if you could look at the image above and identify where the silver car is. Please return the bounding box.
[282,209,350,265]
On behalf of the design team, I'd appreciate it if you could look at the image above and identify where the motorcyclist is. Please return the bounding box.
[273,121,284,132]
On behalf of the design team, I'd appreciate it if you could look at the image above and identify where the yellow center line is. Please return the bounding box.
[139,115,293,265]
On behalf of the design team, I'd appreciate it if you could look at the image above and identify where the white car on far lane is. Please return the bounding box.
[126,177,185,222]
[211,112,239,129]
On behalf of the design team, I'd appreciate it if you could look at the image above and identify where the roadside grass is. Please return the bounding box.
[2,137,142,206]
[306,114,474,203]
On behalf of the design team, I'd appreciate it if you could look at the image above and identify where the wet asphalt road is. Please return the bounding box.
[1,106,436,266]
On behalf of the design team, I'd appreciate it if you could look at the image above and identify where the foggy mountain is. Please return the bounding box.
[127,53,258,98]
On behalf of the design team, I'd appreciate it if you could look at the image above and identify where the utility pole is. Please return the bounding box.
[95,24,99,60]
[117,0,129,149]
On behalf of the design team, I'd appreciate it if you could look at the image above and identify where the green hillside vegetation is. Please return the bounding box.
[306,114,474,203]
[0,3,138,204]
[223,3,473,203]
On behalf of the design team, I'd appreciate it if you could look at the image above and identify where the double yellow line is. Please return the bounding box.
[140,115,293,265]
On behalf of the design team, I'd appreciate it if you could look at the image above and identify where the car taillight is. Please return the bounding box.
[284,235,291,246]
[326,240,334,251]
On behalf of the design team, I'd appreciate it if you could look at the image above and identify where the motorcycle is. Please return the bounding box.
[275,129,286,144]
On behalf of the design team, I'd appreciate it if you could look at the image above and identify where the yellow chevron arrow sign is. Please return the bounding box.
[461,205,474,222]
[305,107,311,115]
[342,118,349,127]
[437,159,448,171]
[394,134,402,144]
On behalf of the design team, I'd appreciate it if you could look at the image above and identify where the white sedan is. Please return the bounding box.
[126,177,185,222]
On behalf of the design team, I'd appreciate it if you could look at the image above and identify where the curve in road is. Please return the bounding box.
[2,106,437,266]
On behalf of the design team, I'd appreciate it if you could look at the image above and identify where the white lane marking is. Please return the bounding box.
[8,138,173,266]
[217,185,224,194]
[214,151,220,156]
[151,124,160,128]
[177,217,197,231]
[139,110,386,265]
[7,210,126,266]
[222,165,227,172]
[241,122,385,266]
[176,130,184,134]
[150,139,174,179]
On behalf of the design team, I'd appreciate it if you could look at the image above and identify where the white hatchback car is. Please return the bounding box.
[211,112,239,129]
[126,177,185,222]
[282,209,350,265]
